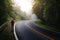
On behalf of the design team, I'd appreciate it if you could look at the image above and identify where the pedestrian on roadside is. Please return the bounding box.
[11,17,15,32]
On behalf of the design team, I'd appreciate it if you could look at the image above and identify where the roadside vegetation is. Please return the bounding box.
[0,21,15,40]
[33,0,60,32]
[35,20,60,33]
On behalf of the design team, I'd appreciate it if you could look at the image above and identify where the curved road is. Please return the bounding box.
[14,20,60,40]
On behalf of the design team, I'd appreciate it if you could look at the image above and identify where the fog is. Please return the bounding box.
[30,14,38,20]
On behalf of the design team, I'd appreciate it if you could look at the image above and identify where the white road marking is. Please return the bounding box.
[14,23,18,40]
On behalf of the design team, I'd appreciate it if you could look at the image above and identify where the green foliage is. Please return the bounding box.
[43,0,60,27]
[5,0,15,17]
[0,0,7,25]
[35,21,60,32]
[0,0,15,25]
[33,0,60,27]
[33,0,46,22]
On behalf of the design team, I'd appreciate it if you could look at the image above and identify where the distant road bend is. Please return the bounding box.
[14,20,60,40]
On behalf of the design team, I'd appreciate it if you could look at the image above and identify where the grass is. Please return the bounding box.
[0,21,15,40]
[35,20,60,33]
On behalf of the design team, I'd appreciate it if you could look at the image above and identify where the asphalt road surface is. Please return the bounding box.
[14,20,60,40]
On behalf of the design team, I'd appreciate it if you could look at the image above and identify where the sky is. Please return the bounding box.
[13,0,34,15]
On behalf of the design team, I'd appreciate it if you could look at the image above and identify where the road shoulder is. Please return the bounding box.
[34,20,60,33]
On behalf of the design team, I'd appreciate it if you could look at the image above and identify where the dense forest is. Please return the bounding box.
[0,0,15,26]
[0,0,60,29]
[33,0,60,28]
[0,0,29,26]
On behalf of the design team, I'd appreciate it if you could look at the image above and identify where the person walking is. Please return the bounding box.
[11,17,15,32]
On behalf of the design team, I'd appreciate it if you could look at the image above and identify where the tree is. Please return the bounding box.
[33,0,46,22]
[0,0,15,25]
[33,0,60,28]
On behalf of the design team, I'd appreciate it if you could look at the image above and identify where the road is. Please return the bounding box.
[14,20,60,40]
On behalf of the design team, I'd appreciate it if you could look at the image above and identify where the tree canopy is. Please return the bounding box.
[33,0,60,28]
[0,0,14,25]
